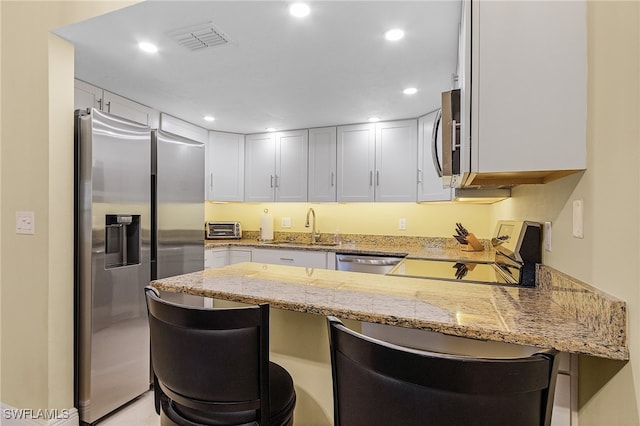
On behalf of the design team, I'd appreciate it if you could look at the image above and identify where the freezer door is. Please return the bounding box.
[75,109,151,423]
[154,130,205,280]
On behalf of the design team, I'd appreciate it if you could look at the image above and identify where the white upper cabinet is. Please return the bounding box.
[74,79,157,127]
[462,0,587,186]
[418,111,452,202]
[337,121,417,202]
[245,133,277,202]
[337,124,376,202]
[161,113,208,143]
[308,127,337,202]
[276,130,308,202]
[207,131,245,201]
[374,119,418,202]
[245,130,308,202]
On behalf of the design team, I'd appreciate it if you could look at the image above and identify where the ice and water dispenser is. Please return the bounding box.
[105,214,141,268]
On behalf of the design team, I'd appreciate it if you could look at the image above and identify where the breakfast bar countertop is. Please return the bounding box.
[151,262,628,361]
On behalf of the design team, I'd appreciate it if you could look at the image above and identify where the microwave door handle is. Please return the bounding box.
[432,109,444,178]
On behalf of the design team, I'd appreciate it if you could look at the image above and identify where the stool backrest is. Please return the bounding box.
[145,287,269,424]
[327,316,559,426]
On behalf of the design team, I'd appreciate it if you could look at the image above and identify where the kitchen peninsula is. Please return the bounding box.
[151,262,627,360]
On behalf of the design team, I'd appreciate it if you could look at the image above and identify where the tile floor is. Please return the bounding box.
[97,391,159,426]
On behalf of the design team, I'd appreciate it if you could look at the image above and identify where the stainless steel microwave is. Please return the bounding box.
[205,221,242,240]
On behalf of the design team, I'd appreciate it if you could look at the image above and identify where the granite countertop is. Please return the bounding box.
[151,262,628,360]
[205,232,497,263]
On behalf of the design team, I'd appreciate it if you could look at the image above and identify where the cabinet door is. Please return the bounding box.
[418,112,452,202]
[244,133,276,202]
[337,124,375,202]
[229,249,252,264]
[472,1,586,174]
[161,113,208,143]
[275,130,308,202]
[205,248,229,269]
[207,131,245,201]
[74,80,102,111]
[374,119,418,202]
[252,248,327,269]
[103,91,153,126]
[308,127,337,202]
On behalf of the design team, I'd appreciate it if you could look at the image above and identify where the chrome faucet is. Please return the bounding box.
[305,208,320,244]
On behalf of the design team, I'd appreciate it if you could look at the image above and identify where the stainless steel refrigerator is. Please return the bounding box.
[151,128,205,297]
[74,108,204,424]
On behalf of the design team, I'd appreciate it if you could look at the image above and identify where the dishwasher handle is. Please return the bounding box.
[336,255,403,266]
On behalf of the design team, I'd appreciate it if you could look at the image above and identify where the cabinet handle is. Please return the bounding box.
[97,98,103,110]
[106,101,111,113]
[376,171,380,186]
[451,119,457,152]
[417,169,423,183]
[331,172,335,187]
[369,171,373,186]
[210,173,214,189]
[270,175,274,188]
[279,257,294,262]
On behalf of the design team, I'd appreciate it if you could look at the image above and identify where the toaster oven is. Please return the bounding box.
[205,221,242,240]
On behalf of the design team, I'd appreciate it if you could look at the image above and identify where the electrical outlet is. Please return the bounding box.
[281,217,291,228]
[398,218,407,230]
[544,221,552,252]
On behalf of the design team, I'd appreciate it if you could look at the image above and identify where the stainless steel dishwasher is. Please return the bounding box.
[335,254,404,274]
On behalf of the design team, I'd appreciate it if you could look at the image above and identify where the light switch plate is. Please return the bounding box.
[16,211,35,235]
[398,218,407,230]
[572,200,584,239]
[281,217,291,228]
[544,221,552,252]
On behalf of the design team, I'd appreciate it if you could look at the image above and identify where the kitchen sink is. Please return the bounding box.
[260,240,339,247]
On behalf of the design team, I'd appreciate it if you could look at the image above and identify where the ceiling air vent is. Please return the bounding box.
[167,21,231,52]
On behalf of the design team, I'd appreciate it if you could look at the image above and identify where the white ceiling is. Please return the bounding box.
[54,1,461,134]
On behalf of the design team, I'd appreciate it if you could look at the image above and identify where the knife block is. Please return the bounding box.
[460,233,484,251]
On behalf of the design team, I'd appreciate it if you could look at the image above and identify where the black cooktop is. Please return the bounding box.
[387,256,525,286]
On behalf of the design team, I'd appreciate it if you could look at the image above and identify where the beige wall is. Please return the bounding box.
[492,1,640,424]
[0,0,138,410]
[206,201,494,238]
[1,0,639,424]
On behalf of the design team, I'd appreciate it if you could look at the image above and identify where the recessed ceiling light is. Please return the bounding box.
[204,115,215,122]
[403,87,418,95]
[289,3,310,18]
[138,41,158,53]
[367,117,380,123]
[384,29,405,41]
[266,127,277,132]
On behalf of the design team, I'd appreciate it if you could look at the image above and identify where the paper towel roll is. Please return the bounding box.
[260,212,274,241]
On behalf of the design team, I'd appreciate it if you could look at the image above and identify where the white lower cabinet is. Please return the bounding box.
[252,248,329,269]
[204,248,229,269]
[229,248,252,264]
[205,247,253,269]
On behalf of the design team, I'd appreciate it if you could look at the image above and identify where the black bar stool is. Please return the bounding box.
[327,316,559,426]
[145,286,296,425]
